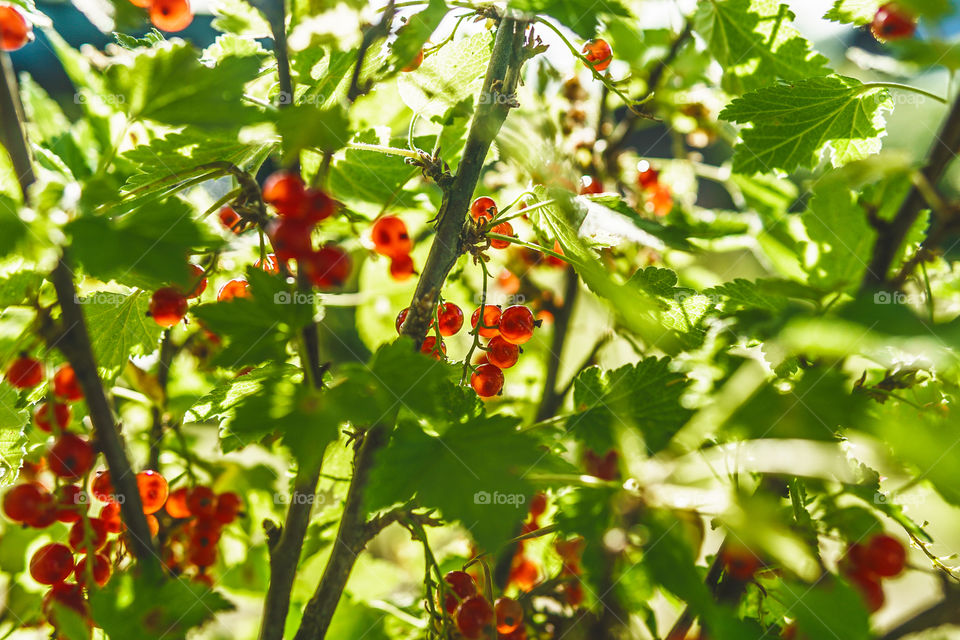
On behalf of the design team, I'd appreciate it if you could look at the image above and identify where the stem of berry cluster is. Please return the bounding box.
[0,52,160,569]
[400,13,531,348]
[257,0,329,636]
[862,92,960,290]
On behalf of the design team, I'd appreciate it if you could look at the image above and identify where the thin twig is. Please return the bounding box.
[535,268,579,421]
[147,329,176,471]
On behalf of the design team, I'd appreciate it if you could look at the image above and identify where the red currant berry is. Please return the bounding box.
[420,336,446,360]
[99,502,123,533]
[218,205,242,233]
[508,556,539,591]
[436,302,463,336]
[584,449,619,480]
[371,216,412,259]
[0,6,29,51]
[52,364,83,401]
[545,241,567,268]
[456,595,493,639]
[578,175,603,195]
[402,48,424,72]
[721,545,760,581]
[471,305,501,338]
[3,482,49,523]
[562,581,583,607]
[182,264,207,299]
[215,492,242,524]
[471,364,504,397]
[217,277,250,302]
[255,253,280,273]
[529,492,547,518]
[304,246,351,289]
[6,355,43,389]
[871,3,916,41]
[165,486,191,519]
[75,553,111,587]
[303,189,336,224]
[498,269,520,294]
[864,534,906,577]
[30,543,75,585]
[34,401,71,432]
[263,171,306,217]
[69,517,109,553]
[490,221,514,249]
[582,38,612,72]
[442,570,476,613]
[91,471,115,503]
[48,433,95,480]
[486,335,519,369]
[268,217,314,262]
[649,184,672,217]
[137,470,169,515]
[395,308,409,334]
[389,254,416,280]
[43,582,87,623]
[149,287,188,328]
[637,162,659,189]
[55,485,86,523]
[187,486,217,518]
[495,597,523,634]
[499,305,535,345]
[146,513,160,537]
[189,542,218,567]
[848,569,885,612]
[470,196,497,224]
[150,0,193,31]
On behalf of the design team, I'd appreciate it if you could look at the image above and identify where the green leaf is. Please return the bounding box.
[775,579,871,640]
[185,362,300,423]
[0,195,27,258]
[729,368,870,440]
[0,384,28,485]
[627,266,690,300]
[824,0,880,24]
[507,0,629,39]
[366,415,544,552]
[694,0,831,94]
[66,199,222,289]
[276,104,351,158]
[326,130,419,211]
[721,76,892,175]
[106,41,265,127]
[89,571,234,640]
[83,290,163,377]
[569,358,692,455]
[211,0,270,37]
[397,31,492,119]
[326,595,390,640]
[390,0,448,70]
[706,279,791,312]
[0,269,42,307]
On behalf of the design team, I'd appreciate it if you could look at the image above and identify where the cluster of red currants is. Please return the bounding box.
[371,215,417,281]
[440,570,527,639]
[160,484,242,582]
[0,5,31,51]
[871,3,916,41]
[507,494,545,595]
[581,38,612,72]
[553,535,586,607]
[839,533,907,612]
[395,301,462,359]
[636,161,672,217]
[469,303,537,397]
